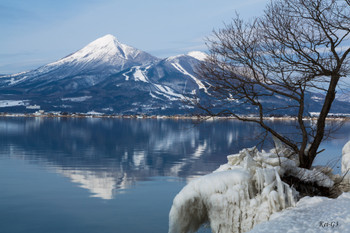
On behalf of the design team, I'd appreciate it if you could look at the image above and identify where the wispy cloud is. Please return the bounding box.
[0,0,268,73]
[0,4,37,23]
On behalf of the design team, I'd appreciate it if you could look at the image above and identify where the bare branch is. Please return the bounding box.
[197,0,350,169]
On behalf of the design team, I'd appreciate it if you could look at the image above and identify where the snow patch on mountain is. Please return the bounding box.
[311,96,324,102]
[171,62,207,92]
[153,84,185,100]
[8,76,29,85]
[133,67,149,83]
[337,93,350,103]
[62,96,92,102]
[1,71,28,78]
[0,100,28,108]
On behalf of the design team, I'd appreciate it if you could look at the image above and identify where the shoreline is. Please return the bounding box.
[1,112,350,121]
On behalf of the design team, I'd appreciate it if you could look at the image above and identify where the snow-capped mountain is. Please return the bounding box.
[0,34,210,114]
[0,34,158,93]
[1,34,350,115]
[50,34,158,71]
[65,52,210,114]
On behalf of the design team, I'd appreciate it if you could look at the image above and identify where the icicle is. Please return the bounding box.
[169,144,300,233]
[342,140,350,178]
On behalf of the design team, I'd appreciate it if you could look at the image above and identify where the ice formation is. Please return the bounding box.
[169,145,298,233]
[169,138,350,233]
[169,136,346,233]
[342,140,350,178]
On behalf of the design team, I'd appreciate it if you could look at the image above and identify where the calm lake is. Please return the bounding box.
[0,117,349,233]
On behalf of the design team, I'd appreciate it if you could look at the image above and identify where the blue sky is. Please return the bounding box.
[0,0,267,74]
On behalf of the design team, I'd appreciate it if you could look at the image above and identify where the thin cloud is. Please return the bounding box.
[0,4,37,23]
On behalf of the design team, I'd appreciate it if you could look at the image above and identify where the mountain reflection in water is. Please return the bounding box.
[0,117,349,200]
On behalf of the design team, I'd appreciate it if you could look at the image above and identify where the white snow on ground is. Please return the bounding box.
[309,112,350,117]
[249,192,350,233]
[0,100,27,108]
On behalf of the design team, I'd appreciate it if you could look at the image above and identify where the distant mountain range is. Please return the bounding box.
[0,34,350,116]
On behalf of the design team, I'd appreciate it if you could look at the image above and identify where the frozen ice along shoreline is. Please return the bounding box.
[169,139,350,233]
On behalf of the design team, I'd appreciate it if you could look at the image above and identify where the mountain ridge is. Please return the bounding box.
[0,34,350,116]
[0,34,209,114]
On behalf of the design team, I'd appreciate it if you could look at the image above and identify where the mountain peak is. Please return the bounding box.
[47,34,158,70]
[99,34,118,41]
[166,51,207,62]
[187,51,207,61]
[89,34,120,47]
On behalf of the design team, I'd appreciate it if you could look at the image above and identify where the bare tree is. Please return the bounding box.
[197,0,350,169]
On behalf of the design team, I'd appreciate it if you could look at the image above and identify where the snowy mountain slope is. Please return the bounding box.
[0,34,211,114]
[48,34,156,69]
[1,34,350,115]
[0,35,158,92]
[56,53,210,114]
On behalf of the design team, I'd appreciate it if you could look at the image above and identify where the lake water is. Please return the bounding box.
[1,117,349,233]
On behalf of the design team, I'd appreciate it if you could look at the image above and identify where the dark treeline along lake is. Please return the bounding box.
[1,117,349,233]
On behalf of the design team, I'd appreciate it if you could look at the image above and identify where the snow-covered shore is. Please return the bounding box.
[169,139,350,233]
[248,192,350,233]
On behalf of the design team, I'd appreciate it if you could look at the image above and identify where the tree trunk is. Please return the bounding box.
[300,75,340,169]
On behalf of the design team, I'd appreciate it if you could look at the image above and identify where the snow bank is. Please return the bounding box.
[249,192,350,233]
[342,140,350,177]
[169,145,298,233]
[169,139,350,233]
[248,139,350,232]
